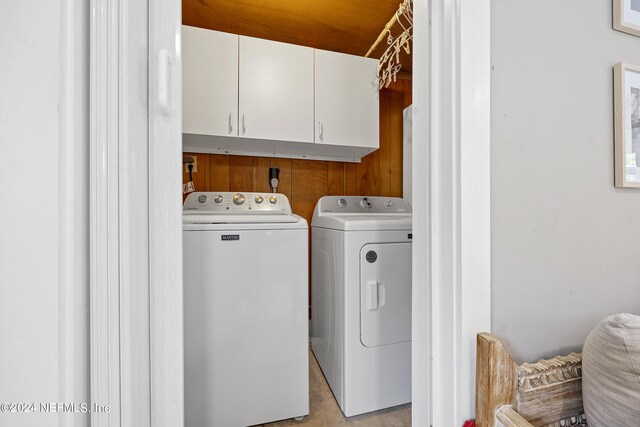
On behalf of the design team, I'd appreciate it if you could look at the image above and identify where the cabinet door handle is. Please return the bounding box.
[319,121,323,142]
[228,112,234,134]
[242,114,246,135]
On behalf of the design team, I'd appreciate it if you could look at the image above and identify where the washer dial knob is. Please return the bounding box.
[255,195,264,204]
[269,195,278,204]
[385,199,393,208]
[360,197,372,209]
[197,194,208,204]
[233,193,245,205]
[214,194,224,204]
[338,198,348,208]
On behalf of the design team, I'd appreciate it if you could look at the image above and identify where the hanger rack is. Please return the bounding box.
[366,0,413,89]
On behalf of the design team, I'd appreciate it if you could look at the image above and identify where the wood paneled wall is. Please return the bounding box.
[183,79,412,225]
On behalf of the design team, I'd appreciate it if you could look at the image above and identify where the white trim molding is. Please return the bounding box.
[412,0,491,425]
[459,0,491,420]
[59,0,90,426]
[411,0,431,425]
[90,0,124,424]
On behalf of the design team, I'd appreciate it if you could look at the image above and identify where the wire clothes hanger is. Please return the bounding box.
[365,0,413,89]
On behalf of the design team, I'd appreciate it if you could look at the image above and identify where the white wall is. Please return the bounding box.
[0,2,89,426]
[492,0,640,362]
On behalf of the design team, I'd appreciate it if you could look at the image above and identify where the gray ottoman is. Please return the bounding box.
[582,313,640,427]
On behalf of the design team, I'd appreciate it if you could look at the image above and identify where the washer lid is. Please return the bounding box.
[311,196,412,231]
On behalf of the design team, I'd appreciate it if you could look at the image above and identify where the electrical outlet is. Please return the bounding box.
[185,156,197,173]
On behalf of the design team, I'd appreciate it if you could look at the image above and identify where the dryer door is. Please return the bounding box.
[360,242,411,348]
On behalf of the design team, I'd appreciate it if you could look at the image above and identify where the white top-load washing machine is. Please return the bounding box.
[311,196,412,417]
[183,192,309,427]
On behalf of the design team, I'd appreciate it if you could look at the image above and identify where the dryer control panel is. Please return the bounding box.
[184,192,292,214]
[315,196,411,215]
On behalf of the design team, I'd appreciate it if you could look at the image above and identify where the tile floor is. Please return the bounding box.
[258,349,411,427]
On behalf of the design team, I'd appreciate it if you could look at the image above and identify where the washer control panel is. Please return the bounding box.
[184,192,291,213]
[320,196,411,214]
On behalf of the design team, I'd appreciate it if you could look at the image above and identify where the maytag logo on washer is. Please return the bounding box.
[221,235,240,241]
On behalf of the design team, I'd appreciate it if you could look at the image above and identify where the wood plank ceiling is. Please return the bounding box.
[183,0,412,71]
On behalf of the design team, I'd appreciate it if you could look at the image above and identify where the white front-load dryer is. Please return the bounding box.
[311,196,412,417]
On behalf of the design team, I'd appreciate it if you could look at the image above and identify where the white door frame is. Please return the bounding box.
[59,1,90,426]
[90,0,183,426]
[89,0,489,426]
[412,0,490,425]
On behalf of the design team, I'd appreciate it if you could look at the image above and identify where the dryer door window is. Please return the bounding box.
[359,242,412,348]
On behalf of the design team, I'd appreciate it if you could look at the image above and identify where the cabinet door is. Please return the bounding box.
[315,49,379,148]
[239,36,314,143]
[182,26,238,137]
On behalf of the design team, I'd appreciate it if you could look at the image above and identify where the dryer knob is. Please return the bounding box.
[233,193,245,205]
[269,195,278,204]
[360,197,372,209]
[385,199,393,208]
[214,195,224,204]
[255,195,264,204]
[338,198,348,208]
[197,194,208,204]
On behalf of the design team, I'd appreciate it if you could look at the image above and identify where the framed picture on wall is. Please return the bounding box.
[614,0,640,37]
[614,62,640,188]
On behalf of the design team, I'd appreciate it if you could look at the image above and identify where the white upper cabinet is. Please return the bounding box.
[181,27,380,162]
[183,26,238,137]
[238,36,314,143]
[314,49,379,148]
